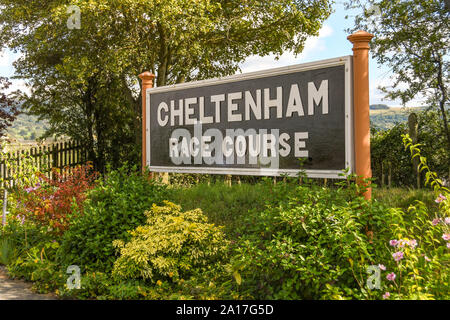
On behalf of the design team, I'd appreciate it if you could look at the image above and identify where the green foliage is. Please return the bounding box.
[56,166,170,273]
[379,203,449,299]
[0,140,43,190]
[349,0,450,169]
[0,238,14,265]
[402,134,449,192]
[57,271,112,300]
[373,188,436,212]
[371,123,415,187]
[1,135,447,300]
[112,201,229,283]
[0,0,333,170]
[7,240,64,293]
[225,183,382,299]
[414,110,450,179]
[0,77,20,138]
[370,137,449,299]
[371,109,450,187]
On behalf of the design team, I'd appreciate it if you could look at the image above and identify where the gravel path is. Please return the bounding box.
[0,265,57,300]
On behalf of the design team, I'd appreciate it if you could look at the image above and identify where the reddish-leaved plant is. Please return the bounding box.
[16,163,98,235]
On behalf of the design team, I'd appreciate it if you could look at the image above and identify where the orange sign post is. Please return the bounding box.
[347,30,374,200]
[138,71,156,172]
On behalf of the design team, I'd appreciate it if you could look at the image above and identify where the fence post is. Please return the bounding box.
[52,143,59,180]
[347,30,374,200]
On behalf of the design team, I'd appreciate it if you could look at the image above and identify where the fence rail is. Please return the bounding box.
[0,140,88,188]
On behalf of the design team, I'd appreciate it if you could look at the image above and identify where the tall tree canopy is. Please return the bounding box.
[347,0,450,176]
[0,77,20,139]
[0,0,332,171]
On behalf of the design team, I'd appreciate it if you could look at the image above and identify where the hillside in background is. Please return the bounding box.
[6,113,48,142]
[5,107,421,142]
[370,107,410,131]
[369,106,426,131]
[370,104,390,110]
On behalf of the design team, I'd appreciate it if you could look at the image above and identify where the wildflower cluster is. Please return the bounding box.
[430,194,449,249]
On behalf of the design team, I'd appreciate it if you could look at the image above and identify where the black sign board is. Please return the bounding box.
[145,56,354,178]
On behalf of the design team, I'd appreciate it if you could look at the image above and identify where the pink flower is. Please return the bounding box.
[386,272,396,281]
[443,233,450,241]
[408,239,417,249]
[445,217,450,225]
[15,215,25,225]
[435,194,447,203]
[397,240,407,248]
[382,292,390,299]
[378,264,386,271]
[392,251,404,262]
[424,256,431,262]
[24,184,40,193]
[389,240,398,247]
[432,218,440,226]
[447,243,450,249]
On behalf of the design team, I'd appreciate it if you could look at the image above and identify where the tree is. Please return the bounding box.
[0,77,20,139]
[0,0,333,171]
[347,0,450,177]
[371,123,415,187]
[371,109,449,188]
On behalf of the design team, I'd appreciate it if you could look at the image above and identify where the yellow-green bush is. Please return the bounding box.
[112,201,229,283]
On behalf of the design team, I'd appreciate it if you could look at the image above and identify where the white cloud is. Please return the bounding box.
[240,25,334,73]
[3,79,31,95]
[370,76,426,108]
[0,49,9,67]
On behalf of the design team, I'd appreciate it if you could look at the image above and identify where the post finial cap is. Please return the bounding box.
[139,71,156,81]
[347,30,374,44]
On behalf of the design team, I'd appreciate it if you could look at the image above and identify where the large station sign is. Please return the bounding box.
[144,56,354,178]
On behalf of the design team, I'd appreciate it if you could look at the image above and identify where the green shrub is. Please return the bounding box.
[1,215,52,261]
[112,201,229,283]
[57,166,170,273]
[57,271,112,300]
[227,182,383,299]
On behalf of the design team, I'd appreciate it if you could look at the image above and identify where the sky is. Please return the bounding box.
[0,2,423,108]
[239,1,424,108]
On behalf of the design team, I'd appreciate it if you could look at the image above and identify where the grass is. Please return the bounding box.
[0,238,14,265]
[171,181,438,236]
[170,179,299,236]
[373,187,437,212]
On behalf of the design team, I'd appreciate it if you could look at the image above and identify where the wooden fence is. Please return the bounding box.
[0,140,89,188]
